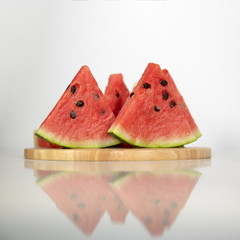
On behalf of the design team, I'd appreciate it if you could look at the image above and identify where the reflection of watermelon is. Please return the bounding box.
[38,173,112,235]
[35,66,119,148]
[35,169,200,237]
[34,169,56,179]
[112,170,201,236]
[104,74,129,117]
[106,190,128,223]
[108,63,201,147]
[37,171,128,234]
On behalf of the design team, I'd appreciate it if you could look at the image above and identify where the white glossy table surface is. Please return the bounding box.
[0,149,239,240]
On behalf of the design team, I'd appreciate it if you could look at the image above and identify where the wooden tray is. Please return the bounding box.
[24,147,211,161]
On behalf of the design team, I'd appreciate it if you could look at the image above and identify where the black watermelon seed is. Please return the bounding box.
[71,85,76,94]
[170,101,176,108]
[163,91,169,100]
[66,84,70,91]
[143,83,151,89]
[70,111,76,119]
[76,100,84,107]
[101,109,105,115]
[130,92,134,98]
[116,92,120,98]
[154,105,160,112]
[94,93,100,99]
[160,80,168,86]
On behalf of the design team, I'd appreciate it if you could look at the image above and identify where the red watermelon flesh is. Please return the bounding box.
[112,170,201,236]
[104,74,130,117]
[108,63,201,147]
[34,134,62,149]
[35,66,120,148]
[162,69,201,138]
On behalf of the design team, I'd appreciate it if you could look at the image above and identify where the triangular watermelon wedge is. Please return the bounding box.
[104,73,130,117]
[108,63,201,147]
[36,66,120,148]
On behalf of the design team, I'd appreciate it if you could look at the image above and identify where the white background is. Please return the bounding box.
[0,0,240,153]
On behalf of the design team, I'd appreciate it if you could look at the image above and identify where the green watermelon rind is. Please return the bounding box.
[35,128,120,149]
[111,169,201,189]
[193,130,202,139]
[108,126,201,148]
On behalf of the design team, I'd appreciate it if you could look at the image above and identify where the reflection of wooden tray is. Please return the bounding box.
[24,147,211,161]
[24,157,211,173]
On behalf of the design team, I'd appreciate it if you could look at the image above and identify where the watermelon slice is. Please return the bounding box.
[34,133,62,149]
[108,63,201,147]
[112,170,201,236]
[104,73,130,117]
[35,66,120,148]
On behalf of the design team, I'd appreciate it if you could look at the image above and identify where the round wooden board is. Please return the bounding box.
[24,147,211,161]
